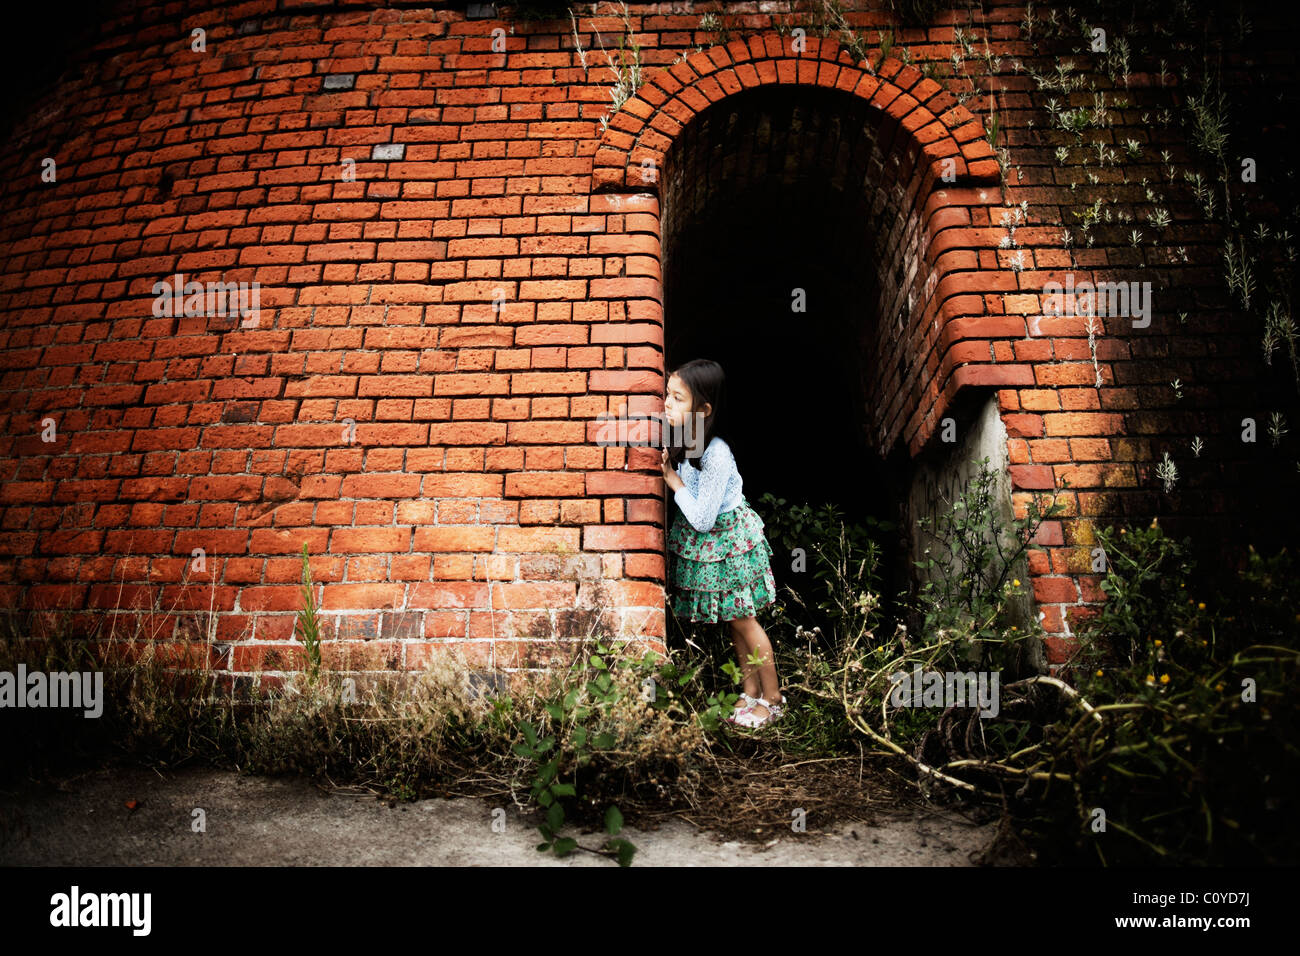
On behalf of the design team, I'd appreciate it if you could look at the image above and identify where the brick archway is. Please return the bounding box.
[589,36,1034,456]
[593,36,1001,200]
[586,35,1061,653]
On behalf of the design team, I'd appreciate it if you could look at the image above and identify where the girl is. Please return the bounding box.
[659,358,786,729]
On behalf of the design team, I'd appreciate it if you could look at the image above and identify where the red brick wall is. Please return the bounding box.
[1,0,1294,674]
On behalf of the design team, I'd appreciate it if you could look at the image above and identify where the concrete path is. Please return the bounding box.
[0,764,999,866]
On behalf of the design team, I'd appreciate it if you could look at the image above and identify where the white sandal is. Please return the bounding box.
[733,694,786,729]
[726,692,761,723]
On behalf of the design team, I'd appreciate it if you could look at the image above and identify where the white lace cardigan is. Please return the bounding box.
[672,435,745,533]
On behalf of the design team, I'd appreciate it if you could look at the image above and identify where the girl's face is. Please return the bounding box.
[664,372,710,429]
[664,373,691,427]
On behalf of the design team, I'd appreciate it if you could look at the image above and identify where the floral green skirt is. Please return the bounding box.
[667,496,777,623]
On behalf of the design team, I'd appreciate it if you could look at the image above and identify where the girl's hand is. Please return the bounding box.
[661,448,683,491]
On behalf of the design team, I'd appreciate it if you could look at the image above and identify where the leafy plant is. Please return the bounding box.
[912,458,1063,671]
[803,0,872,66]
[783,461,1058,803]
[1053,521,1300,864]
[752,494,891,650]
[513,639,743,865]
[876,29,894,70]
[592,1,644,132]
[294,543,322,685]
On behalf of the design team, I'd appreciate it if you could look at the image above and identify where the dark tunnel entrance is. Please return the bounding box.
[660,84,916,634]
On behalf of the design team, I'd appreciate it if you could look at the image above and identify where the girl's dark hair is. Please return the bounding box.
[666,358,726,468]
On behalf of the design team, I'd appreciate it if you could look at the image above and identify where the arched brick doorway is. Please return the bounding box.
[590,37,1054,657]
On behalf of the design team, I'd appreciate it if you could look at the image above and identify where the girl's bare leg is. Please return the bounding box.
[729,614,782,718]
[729,619,761,699]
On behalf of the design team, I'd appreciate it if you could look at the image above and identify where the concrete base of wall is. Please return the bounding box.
[902,391,1047,675]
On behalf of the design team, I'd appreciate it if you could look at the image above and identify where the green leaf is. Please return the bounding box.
[521,721,538,747]
[547,802,565,831]
[550,782,576,797]
[537,789,553,807]
[544,702,564,721]
[537,842,551,852]
[605,805,624,834]
[511,742,535,758]
[606,838,636,867]
[590,655,606,669]
[572,727,587,749]
[553,837,578,856]
[592,732,616,749]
